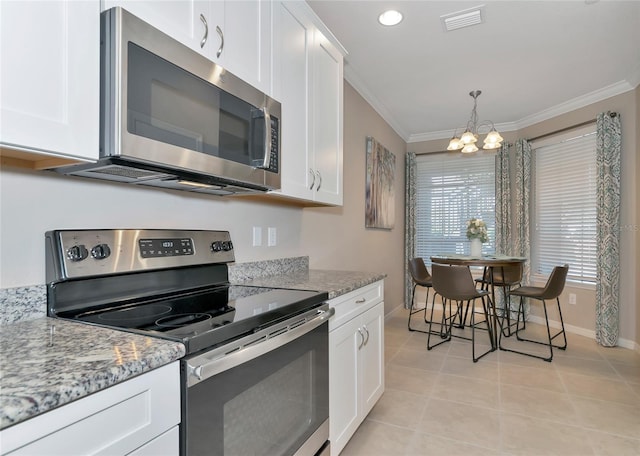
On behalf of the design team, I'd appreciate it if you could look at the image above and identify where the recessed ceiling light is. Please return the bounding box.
[378,10,403,26]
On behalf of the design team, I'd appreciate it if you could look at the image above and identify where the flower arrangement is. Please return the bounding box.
[466,218,489,243]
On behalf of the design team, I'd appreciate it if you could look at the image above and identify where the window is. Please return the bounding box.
[532,126,597,284]
[415,153,495,265]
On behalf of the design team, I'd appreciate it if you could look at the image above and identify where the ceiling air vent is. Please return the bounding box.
[441,5,485,32]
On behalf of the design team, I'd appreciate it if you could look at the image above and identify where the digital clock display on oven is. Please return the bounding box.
[139,238,194,258]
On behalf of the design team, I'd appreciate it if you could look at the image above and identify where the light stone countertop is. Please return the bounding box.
[0,261,383,432]
[232,269,387,299]
[0,318,185,430]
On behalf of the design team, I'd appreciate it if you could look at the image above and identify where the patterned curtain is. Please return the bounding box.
[595,112,621,346]
[495,143,511,254]
[513,139,532,317]
[404,152,417,308]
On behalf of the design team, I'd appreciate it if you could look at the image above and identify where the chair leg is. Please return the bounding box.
[409,286,441,335]
[471,296,494,362]
[500,296,567,362]
[553,297,568,350]
[427,294,451,350]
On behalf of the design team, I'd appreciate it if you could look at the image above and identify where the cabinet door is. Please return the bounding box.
[0,1,99,161]
[329,316,361,456]
[360,303,385,417]
[221,0,271,93]
[101,1,212,58]
[272,1,314,201]
[0,363,180,455]
[311,31,343,206]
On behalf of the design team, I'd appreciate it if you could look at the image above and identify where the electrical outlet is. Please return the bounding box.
[268,227,277,246]
[569,293,576,305]
[252,226,262,246]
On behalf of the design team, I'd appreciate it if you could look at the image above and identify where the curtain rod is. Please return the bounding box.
[528,111,618,143]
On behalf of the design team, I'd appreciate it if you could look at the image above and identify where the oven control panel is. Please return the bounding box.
[139,238,195,258]
[46,229,235,281]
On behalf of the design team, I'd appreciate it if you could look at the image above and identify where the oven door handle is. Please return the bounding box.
[187,307,335,386]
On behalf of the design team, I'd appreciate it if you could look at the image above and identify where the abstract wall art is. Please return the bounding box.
[365,136,396,229]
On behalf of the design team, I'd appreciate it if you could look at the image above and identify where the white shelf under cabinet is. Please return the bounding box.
[328,281,385,455]
[0,362,180,456]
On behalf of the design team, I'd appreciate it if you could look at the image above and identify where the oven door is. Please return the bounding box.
[182,306,333,456]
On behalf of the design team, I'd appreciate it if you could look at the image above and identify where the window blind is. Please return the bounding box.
[532,130,597,283]
[415,153,495,266]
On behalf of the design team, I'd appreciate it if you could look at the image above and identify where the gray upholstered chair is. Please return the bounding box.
[427,264,493,362]
[499,264,569,362]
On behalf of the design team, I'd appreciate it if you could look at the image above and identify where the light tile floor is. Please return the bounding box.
[341,306,640,456]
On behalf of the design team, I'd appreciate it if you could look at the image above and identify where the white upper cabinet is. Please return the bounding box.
[0,1,99,164]
[271,1,345,206]
[102,0,271,94]
[311,31,343,205]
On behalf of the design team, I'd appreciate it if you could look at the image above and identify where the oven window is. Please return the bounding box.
[126,43,267,166]
[185,323,329,456]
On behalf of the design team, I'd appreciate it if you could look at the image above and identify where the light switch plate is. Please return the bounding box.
[252,227,262,246]
[268,227,276,246]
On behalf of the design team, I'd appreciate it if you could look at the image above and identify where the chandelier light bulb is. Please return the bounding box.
[461,143,479,153]
[482,141,501,150]
[447,137,463,150]
[460,130,477,144]
[484,130,503,144]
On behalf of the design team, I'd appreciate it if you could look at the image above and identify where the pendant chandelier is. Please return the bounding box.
[447,90,503,153]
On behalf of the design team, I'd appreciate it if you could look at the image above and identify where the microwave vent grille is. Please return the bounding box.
[91,165,166,179]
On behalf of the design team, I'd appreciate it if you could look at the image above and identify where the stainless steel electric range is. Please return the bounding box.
[46,229,332,456]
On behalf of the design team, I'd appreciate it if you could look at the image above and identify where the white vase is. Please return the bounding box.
[470,238,482,257]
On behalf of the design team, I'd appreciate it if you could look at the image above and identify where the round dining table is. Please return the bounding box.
[430,254,528,349]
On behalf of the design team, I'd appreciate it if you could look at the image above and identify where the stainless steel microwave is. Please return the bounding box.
[57,7,281,196]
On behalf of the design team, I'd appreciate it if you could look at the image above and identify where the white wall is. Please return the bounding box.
[0,167,304,288]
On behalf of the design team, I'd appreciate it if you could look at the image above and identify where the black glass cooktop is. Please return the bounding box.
[66,285,328,354]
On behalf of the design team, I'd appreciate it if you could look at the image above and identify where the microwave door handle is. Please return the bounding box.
[261,108,272,169]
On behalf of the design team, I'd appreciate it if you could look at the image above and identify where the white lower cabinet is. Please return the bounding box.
[329,281,384,456]
[0,362,180,455]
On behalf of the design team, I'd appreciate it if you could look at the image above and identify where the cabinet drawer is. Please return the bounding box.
[1,363,180,455]
[329,281,383,331]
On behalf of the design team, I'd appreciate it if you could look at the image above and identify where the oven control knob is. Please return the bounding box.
[211,241,224,252]
[66,244,89,262]
[91,244,111,260]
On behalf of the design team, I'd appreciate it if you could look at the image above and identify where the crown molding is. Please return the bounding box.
[343,65,409,141]
[512,79,636,130]
[348,72,637,145]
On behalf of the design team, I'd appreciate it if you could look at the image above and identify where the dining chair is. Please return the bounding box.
[475,262,524,337]
[499,264,569,362]
[407,258,435,333]
[427,264,493,362]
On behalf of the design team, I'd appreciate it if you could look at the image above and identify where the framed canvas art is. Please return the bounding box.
[365,136,396,229]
